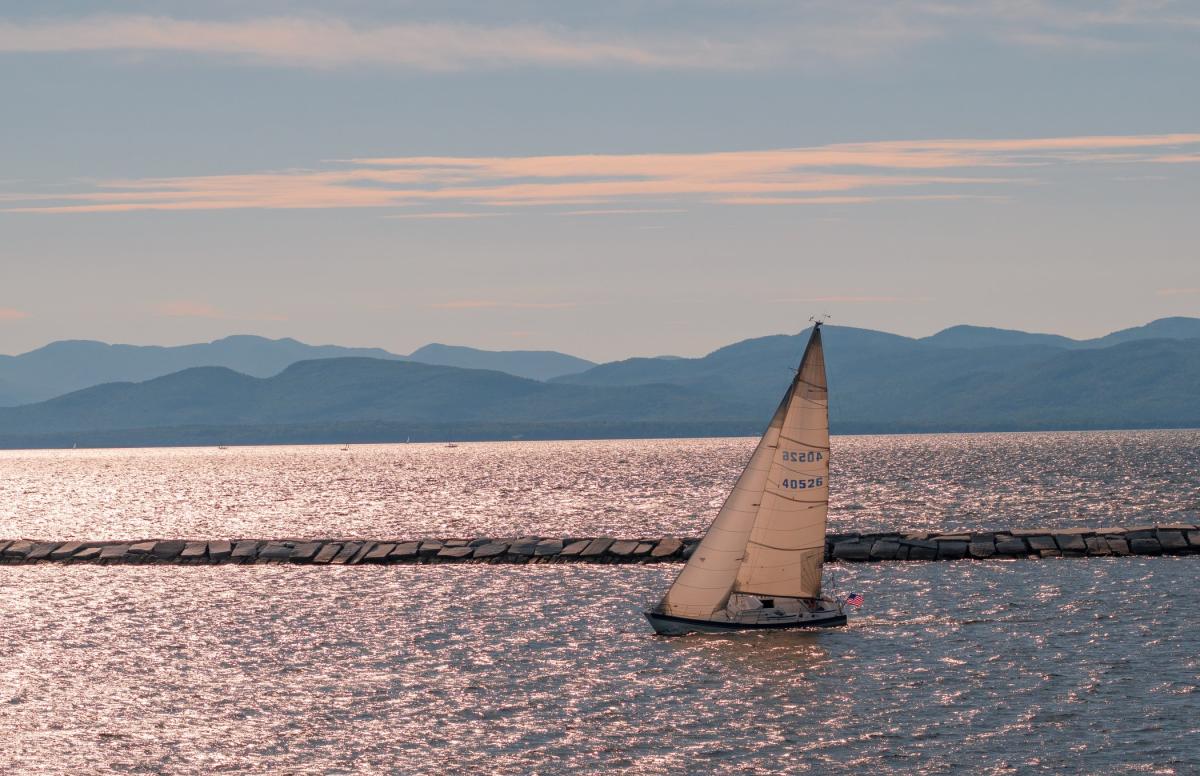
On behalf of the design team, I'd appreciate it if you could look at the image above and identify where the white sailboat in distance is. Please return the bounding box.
[645,321,852,635]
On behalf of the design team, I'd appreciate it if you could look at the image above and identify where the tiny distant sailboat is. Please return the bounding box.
[645,321,851,635]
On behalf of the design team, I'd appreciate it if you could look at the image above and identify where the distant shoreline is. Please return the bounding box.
[2,420,1198,451]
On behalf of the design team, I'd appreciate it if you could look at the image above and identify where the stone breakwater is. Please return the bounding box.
[2,524,1199,566]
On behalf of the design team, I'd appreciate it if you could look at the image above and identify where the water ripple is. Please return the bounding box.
[1,559,1198,773]
[2,430,1198,540]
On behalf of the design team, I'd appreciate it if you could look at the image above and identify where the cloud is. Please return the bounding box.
[0,4,1195,73]
[917,0,1200,50]
[557,208,687,216]
[383,211,511,219]
[0,13,925,72]
[0,307,29,320]
[152,300,287,320]
[716,193,1007,205]
[773,296,933,304]
[153,300,226,318]
[1151,154,1200,163]
[1002,30,1132,52]
[4,133,1198,215]
[429,300,576,310]
[1156,288,1200,296]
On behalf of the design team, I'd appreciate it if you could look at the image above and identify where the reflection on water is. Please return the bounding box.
[2,431,1198,772]
[1,560,1197,773]
[1,429,1198,540]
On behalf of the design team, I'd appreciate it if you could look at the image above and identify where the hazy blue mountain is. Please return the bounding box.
[2,317,1199,446]
[920,317,1200,350]
[0,335,404,406]
[920,325,1079,349]
[407,343,595,381]
[0,335,597,406]
[0,359,753,443]
[1087,317,1200,347]
[553,326,922,411]
[553,324,1200,432]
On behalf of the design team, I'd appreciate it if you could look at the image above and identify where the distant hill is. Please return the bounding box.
[553,322,1200,432]
[920,325,1078,349]
[1088,317,1200,347]
[0,336,403,406]
[0,335,595,405]
[0,358,753,444]
[919,316,1200,349]
[1,317,1198,447]
[407,343,594,381]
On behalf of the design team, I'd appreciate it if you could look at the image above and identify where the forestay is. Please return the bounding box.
[658,326,830,619]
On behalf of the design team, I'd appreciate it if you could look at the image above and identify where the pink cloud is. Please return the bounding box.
[429,301,576,310]
[0,13,937,72]
[1,6,1195,74]
[0,308,30,320]
[5,132,1198,215]
[384,211,511,219]
[151,300,287,320]
[153,300,226,318]
[0,16,740,71]
[717,193,1007,205]
[774,295,933,304]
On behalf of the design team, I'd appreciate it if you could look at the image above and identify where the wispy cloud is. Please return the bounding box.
[153,300,225,318]
[557,208,687,216]
[717,193,1008,206]
[0,4,1196,71]
[0,13,926,72]
[383,211,511,220]
[151,300,287,320]
[429,300,576,310]
[919,0,1200,50]
[1003,30,1132,52]
[1151,153,1200,163]
[4,133,1198,216]
[0,307,29,320]
[1156,287,1200,296]
[773,295,933,304]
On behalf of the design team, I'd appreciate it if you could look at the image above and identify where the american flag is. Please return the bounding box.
[845,592,864,608]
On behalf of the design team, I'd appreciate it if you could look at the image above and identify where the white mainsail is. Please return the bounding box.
[658,325,830,619]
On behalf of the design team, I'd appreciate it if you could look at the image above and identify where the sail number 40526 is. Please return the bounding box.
[781,477,823,489]
[782,451,823,462]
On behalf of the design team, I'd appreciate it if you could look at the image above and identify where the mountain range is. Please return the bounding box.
[0,336,595,406]
[0,317,1197,447]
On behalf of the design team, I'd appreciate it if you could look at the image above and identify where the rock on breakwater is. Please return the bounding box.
[2,525,1200,566]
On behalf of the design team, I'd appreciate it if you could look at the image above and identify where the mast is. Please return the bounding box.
[658,323,830,618]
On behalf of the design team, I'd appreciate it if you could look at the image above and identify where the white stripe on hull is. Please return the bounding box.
[644,610,846,636]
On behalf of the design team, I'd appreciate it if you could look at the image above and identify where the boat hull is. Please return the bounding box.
[644,609,847,636]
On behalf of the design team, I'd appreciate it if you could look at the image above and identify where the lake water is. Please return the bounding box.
[2,430,1199,540]
[2,431,1199,773]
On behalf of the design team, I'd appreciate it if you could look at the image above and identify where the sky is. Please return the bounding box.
[1,1,1198,362]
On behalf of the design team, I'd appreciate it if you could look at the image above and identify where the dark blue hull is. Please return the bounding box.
[644,609,847,635]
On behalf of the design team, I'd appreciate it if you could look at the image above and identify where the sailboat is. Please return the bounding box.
[644,321,849,635]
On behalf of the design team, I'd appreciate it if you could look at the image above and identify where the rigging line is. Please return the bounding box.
[673,581,744,590]
[775,435,830,450]
[764,491,827,504]
[733,586,809,596]
[746,539,826,552]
